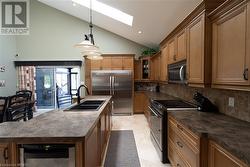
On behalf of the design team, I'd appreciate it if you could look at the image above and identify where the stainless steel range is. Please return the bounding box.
[149,99,197,163]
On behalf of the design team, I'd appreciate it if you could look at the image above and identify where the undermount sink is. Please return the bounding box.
[65,100,105,111]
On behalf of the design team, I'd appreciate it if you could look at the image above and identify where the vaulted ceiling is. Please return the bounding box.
[38,0,202,48]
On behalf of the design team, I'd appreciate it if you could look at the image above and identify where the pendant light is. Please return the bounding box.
[74,0,103,60]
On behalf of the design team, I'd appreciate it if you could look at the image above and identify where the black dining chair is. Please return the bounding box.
[16,90,34,120]
[6,94,30,122]
[0,97,9,123]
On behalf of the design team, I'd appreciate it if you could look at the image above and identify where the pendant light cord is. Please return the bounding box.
[89,0,95,45]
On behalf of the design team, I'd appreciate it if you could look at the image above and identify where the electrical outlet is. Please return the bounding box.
[0,80,5,87]
[228,97,235,107]
[0,66,5,72]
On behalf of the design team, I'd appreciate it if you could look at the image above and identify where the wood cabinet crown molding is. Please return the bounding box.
[160,0,225,48]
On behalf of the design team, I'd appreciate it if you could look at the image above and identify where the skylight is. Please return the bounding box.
[72,0,133,26]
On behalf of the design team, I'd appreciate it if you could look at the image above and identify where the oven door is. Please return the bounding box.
[148,106,162,150]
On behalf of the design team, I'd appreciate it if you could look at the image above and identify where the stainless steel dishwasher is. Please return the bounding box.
[19,144,75,167]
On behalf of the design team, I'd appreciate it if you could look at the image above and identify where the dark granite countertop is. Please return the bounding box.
[135,91,180,101]
[169,111,250,166]
[0,96,112,142]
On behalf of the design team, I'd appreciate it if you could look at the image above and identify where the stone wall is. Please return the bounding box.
[160,84,250,122]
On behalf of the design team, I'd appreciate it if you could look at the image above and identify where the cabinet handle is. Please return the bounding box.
[174,55,177,61]
[243,68,248,80]
[177,141,183,148]
[177,163,181,167]
[3,148,8,160]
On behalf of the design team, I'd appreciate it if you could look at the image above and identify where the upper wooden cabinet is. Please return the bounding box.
[211,0,250,90]
[91,55,134,70]
[208,140,248,167]
[150,53,161,81]
[186,13,208,87]
[160,46,168,81]
[168,30,187,64]
[134,60,141,80]
[111,56,123,70]
[122,56,134,70]
[102,56,112,70]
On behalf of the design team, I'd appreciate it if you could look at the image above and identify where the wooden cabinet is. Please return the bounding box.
[101,56,112,70]
[111,56,123,70]
[168,115,207,167]
[85,102,112,167]
[176,30,187,62]
[134,92,146,114]
[85,124,100,167]
[211,1,250,90]
[168,30,187,65]
[150,53,161,81]
[91,55,134,70]
[160,46,168,81]
[122,56,134,70]
[91,59,102,70]
[187,13,205,85]
[208,141,248,167]
[0,144,9,165]
[134,60,141,80]
[168,38,176,64]
[141,57,151,80]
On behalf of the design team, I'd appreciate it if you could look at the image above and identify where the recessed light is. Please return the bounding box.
[138,31,142,34]
[73,2,76,6]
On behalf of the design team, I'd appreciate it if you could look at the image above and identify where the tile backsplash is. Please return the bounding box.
[160,84,250,122]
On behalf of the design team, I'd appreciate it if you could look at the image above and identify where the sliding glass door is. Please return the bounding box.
[36,68,56,109]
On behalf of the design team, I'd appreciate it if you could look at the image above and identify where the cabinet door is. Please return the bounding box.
[187,14,205,84]
[91,60,102,70]
[208,141,247,167]
[168,38,176,64]
[176,30,187,61]
[212,4,250,86]
[85,125,100,167]
[0,144,9,165]
[150,58,156,80]
[134,92,144,114]
[160,46,168,81]
[134,60,141,80]
[111,56,123,70]
[102,57,112,70]
[122,57,134,70]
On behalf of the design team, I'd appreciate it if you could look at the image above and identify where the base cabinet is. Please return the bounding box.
[0,144,10,165]
[208,141,248,167]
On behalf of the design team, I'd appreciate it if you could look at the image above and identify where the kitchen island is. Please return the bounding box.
[0,96,112,167]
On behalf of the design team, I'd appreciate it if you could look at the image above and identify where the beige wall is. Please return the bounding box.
[0,36,17,96]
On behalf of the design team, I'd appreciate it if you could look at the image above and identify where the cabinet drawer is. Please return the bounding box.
[169,139,188,167]
[169,121,199,167]
[169,116,199,149]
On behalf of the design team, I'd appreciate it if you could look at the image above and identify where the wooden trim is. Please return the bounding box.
[75,141,84,167]
[14,61,82,67]
[101,54,135,57]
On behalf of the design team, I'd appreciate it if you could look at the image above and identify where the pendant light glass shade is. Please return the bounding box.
[74,0,103,60]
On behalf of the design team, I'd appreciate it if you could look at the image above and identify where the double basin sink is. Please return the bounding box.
[65,100,105,111]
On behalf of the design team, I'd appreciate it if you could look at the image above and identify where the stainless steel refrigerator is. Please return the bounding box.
[91,70,133,115]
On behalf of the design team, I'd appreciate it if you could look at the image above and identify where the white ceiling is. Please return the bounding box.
[38,0,202,48]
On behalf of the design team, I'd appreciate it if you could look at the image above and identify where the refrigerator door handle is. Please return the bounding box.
[109,76,112,95]
[112,76,115,95]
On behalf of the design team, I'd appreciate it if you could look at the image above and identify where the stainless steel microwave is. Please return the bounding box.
[168,60,187,84]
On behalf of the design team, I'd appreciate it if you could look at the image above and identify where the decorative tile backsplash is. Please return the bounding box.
[160,84,250,122]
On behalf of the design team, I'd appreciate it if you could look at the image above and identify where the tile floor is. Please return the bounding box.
[112,114,171,167]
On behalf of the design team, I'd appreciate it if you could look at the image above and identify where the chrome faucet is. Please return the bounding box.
[76,84,90,104]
